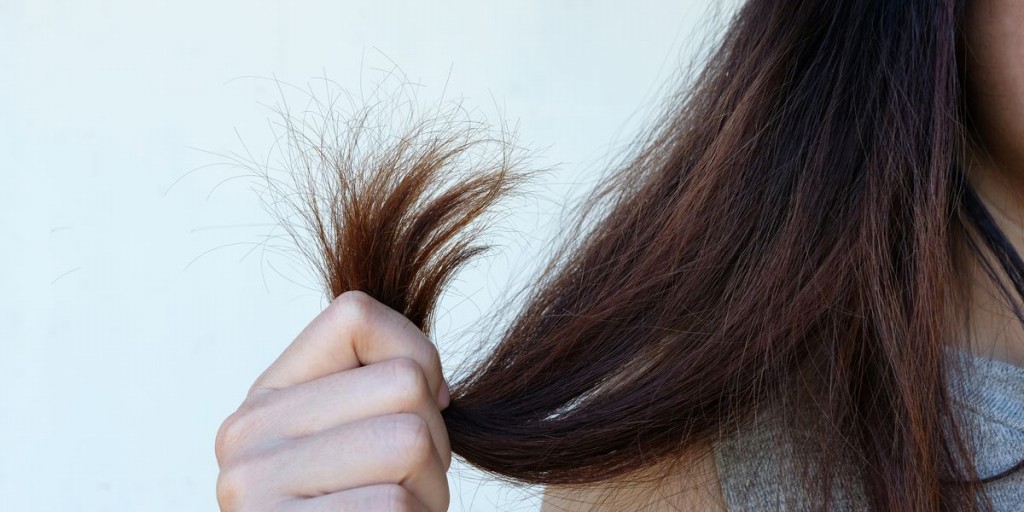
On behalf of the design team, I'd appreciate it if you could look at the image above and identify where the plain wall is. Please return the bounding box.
[1,1,739,510]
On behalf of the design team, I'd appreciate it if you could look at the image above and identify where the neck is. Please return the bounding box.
[962,147,1024,368]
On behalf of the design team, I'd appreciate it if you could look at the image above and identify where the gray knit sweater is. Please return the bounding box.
[713,349,1024,510]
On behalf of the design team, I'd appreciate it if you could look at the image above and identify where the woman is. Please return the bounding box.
[214,0,1024,510]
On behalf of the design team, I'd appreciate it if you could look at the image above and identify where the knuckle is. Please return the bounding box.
[386,413,436,470]
[215,399,272,465]
[333,290,377,327]
[215,409,251,465]
[216,459,259,511]
[418,341,443,379]
[383,358,431,407]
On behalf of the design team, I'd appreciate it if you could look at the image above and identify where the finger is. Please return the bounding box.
[236,358,452,469]
[282,484,430,512]
[248,290,446,401]
[265,413,450,512]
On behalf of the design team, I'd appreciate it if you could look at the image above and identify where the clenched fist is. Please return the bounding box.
[215,291,452,511]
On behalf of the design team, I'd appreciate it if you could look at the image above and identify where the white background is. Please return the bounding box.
[1,1,738,510]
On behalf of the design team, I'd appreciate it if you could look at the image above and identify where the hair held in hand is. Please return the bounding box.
[267,1,1024,510]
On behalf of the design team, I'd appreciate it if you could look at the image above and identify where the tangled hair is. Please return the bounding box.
[266,0,1024,510]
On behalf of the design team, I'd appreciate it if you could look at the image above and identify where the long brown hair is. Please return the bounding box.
[267,0,1024,510]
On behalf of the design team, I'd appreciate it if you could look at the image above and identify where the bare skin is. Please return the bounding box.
[215,291,452,511]
[963,0,1024,369]
[962,161,1024,369]
[540,454,727,512]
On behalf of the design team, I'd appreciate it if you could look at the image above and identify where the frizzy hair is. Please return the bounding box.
[262,0,1024,510]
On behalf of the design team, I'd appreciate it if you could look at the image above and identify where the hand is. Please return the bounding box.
[215,291,452,511]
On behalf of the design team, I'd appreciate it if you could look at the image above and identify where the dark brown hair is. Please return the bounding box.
[268,0,1024,510]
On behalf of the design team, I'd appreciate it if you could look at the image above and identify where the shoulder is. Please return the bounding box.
[540,445,728,512]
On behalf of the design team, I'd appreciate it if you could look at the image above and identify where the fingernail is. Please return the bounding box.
[437,379,451,409]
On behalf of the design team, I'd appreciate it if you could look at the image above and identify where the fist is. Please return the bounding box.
[215,291,452,511]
